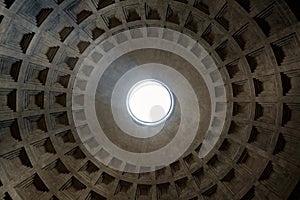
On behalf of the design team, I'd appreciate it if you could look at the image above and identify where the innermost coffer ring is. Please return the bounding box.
[126,79,174,126]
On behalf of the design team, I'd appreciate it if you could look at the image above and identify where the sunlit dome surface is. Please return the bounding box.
[126,79,174,126]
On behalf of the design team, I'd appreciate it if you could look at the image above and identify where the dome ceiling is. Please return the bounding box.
[0,0,299,200]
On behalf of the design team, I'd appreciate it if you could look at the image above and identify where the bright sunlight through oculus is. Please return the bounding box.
[126,79,174,126]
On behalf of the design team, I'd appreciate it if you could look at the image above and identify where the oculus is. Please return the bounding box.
[126,79,174,126]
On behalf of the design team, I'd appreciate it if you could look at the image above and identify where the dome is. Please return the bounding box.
[0,0,299,199]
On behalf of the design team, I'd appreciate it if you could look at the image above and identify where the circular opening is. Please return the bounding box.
[126,79,174,126]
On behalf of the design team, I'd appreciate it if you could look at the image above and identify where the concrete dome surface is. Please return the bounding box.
[0,0,299,199]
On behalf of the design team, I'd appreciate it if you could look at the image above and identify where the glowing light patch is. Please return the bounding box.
[126,79,174,126]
